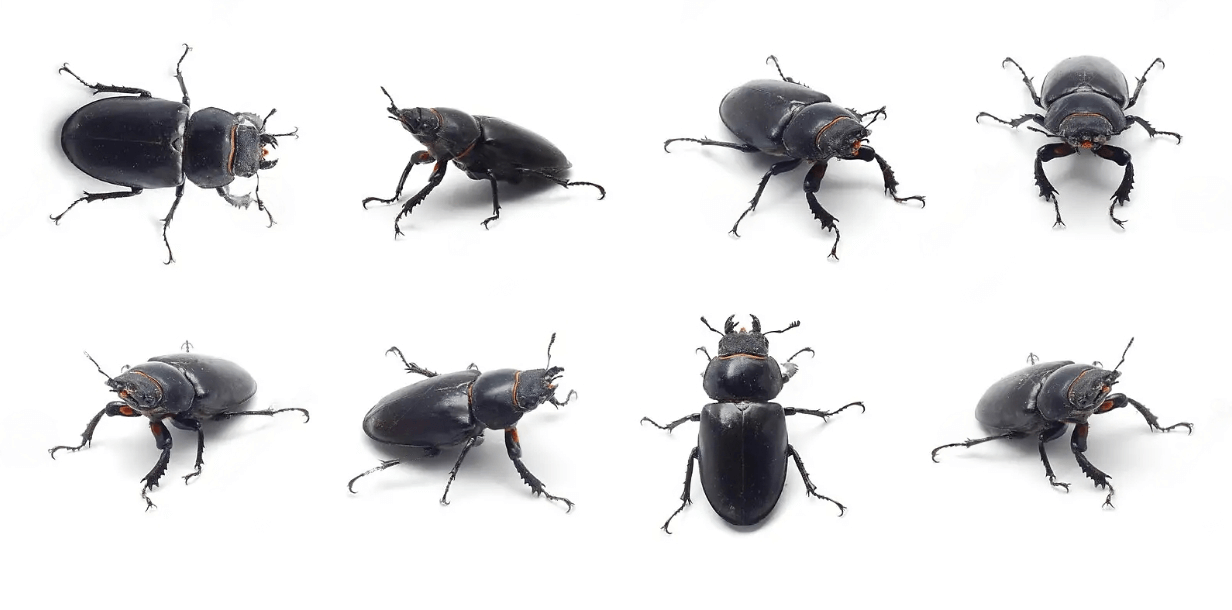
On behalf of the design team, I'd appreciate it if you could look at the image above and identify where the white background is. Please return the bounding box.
[1,0,1228,607]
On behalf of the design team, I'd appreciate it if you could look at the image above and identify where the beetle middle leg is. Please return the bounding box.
[641,413,700,433]
[854,146,926,205]
[802,161,842,259]
[515,168,607,200]
[730,158,802,237]
[361,150,434,208]
[787,444,845,516]
[1034,143,1076,226]
[440,436,480,505]
[505,427,573,511]
[785,401,866,421]
[159,184,186,265]
[931,431,1026,462]
[481,173,502,228]
[1125,116,1182,143]
[1037,421,1070,491]
[346,447,441,493]
[50,188,144,225]
[975,112,1045,130]
[1071,423,1115,508]
[1093,145,1134,226]
[140,421,175,510]
[661,446,699,534]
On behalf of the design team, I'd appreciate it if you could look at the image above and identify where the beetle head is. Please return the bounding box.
[1058,113,1113,150]
[513,333,576,411]
[379,87,438,137]
[83,352,163,415]
[233,109,298,177]
[702,314,800,357]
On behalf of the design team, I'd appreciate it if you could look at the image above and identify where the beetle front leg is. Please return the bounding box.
[361,150,434,208]
[48,401,138,458]
[640,413,700,433]
[141,420,174,510]
[802,161,842,259]
[1110,396,1193,434]
[159,184,186,265]
[1037,421,1070,491]
[787,444,845,516]
[854,146,926,205]
[58,64,152,97]
[663,137,759,154]
[661,446,699,534]
[392,161,449,237]
[1125,116,1182,143]
[785,401,865,421]
[931,431,1026,462]
[1093,144,1134,226]
[1034,143,1076,226]
[729,158,802,238]
[1071,423,1115,508]
[50,187,144,225]
[505,427,573,511]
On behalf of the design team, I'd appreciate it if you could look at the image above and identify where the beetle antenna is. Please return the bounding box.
[545,333,558,368]
[1113,337,1135,372]
[83,351,115,382]
[699,316,724,336]
[380,86,400,114]
[749,314,762,333]
[763,320,801,335]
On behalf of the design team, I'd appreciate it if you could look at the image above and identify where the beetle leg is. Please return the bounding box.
[440,436,480,506]
[663,137,759,154]
[785,401,865,421]
[212,406,311,423]
[766,55,807,87]
[361,150,434,208]
[801,161,843,259]
[481,173,502,228]
[1126,58,1165,109]
[787,444,845,516]
[175,418,206,484]
[1125,116,1182,144]
[640,413,701,433]
[1034,143,1076,226]
[1000,57,1043,108]
[1122,397,1194,434]
[159,184,186,265]
[975,112,1046,130]
[57,64,152,97]
[392,161,449,238]
[728,158,802,238]
[346,447,441,493]
[48,402,136,458]
[1071,423,1115,508]
[140,420,174,511]
[174,44,191,106]
[853,106,888,128]
[49,187,144,225]
[1093,144,1134,225]
[661,446,699,534]
[385,347,438,377]
[931,431,1026,462]
[505,427,573,511]
[1037,421,1070,491]
[855,146,926,206]
[516,168,606,200]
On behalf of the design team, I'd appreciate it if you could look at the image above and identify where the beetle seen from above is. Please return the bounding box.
[664,56,924,260]
[348,334,577,510]
[362,88,606,235]
[931,339,1192,508]
[55,45,298,263]
[642,315,864,532]
[976,56,1181,228]
[49,342,309,510]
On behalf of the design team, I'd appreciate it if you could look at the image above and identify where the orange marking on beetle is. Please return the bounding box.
[507,427,520,444]
[131,370,163,396]
[1080,142,1094,149]
[1097,400,1116,413]
[1065,369,1090,403]
[227,124,238,174]
[1055,145,1070,155]
[511,371,522,409]
[453,139,478,161]
[119,406,135,416]
[718,353,767,360]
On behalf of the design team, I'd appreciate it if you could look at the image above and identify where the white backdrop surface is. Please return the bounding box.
[1,0,1228,607]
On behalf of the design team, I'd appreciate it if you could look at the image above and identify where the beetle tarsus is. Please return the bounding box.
[640,413,700,433]
[789,445,845,516]
[662,447,699,534]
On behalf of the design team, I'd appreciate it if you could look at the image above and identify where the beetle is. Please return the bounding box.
[931,339,1192,507]
[347,334,577,510]
[664,56,924,259]
[54,45,298,263]
[48,342,309,509]
[641,315,864,532]
[976,56,1181,228]
[361,88,606,235]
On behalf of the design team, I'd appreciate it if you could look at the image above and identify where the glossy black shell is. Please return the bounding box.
[698,401,789,526]
[1040,56,1130,108]
[454,115,572,181]
[182,107,245,188]
[719,79,832,156]
[140,353,257,418]
[362,371,482,448]
[974,360,1079,433]
[703,355,785,402]
[61,97,189,189]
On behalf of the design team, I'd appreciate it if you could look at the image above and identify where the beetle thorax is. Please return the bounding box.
[109,362,195,416]
[782,104,866,161]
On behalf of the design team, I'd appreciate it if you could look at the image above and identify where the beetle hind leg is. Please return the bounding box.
[481,174,502,228]
[346,447,441,493]
[661,446,699,534]
[931,431,1026,462]
[788,445,845,516]
[50,187,145,225]
[517,168,606,200]
[1126,58,1165,109]
[1000,57,1043,108]
[58,64,152,97]
[212,406,311,423]
[663,137,759,154]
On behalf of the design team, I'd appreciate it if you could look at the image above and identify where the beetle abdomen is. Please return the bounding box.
[720,79,832,155]
[363,371,481,447]
[148,353,258,417]
[975,361,1071,432]
[61,97,188,189]
[474,116,571,172]
[698,401,789,526]
[702,356,784,402]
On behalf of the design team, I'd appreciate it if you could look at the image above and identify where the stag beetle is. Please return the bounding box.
[976,56,1180,228]
[664,56,924,259]
[642,315,863,532]
[931,339,1192,507]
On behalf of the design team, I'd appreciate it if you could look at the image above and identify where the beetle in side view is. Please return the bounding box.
[361,88,606,236]
[49,342,309,509]
[931,339,1192,507]
[55,45,297,263]
[347,334,577,511]
[642,315,864,532]
[976,56,1180,228]
[664,56,924,259]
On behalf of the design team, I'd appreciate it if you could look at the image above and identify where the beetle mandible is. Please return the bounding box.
[641,315,864,532]
[664,56,924,259]
[347,334,577,510]
[931,338,1192,507]
[361,88,606,235]
[49,342,309,509]
[976,56,1181,227]
[55,45,298,263]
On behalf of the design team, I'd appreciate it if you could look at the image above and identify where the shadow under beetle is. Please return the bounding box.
[641,316,864,532]
[976,56,1180,228]
[931,339,1192,507]
[55,45,297,263]
[361,88,606,235]
[664,56,924,260]
[49,342,309,509]
[347,334,577,510]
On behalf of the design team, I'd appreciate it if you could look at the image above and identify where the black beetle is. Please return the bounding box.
[931,339,1192,507]
[49,342,309,509]
[361,88,606,235]
[55,45,298,263]
[641,315,863,532]
[976,56,1181,227]
[664,56,924,259]
[347,334,577,510]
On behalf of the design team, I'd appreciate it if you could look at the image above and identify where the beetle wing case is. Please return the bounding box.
[1040,56,1130,107]
[975,361,1073,433]
[471,116,571,173]
[61,97,189,189]
[363,371,481,447]
[719,79,832,155]
[698,402,789,526]
[147,353,258,418]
